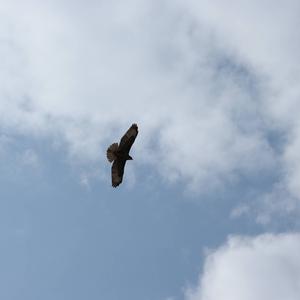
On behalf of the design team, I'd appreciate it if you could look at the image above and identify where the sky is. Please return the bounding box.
[1,1,300,299]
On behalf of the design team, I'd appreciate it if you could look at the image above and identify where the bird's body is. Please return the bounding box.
[115,150,133,161]
[106,124,138,187]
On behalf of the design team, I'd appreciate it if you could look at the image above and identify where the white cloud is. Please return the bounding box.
[184,0,300,197]
[185,233,300,300]
[0,0,299,205]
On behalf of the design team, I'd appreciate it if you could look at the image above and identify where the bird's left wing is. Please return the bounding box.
[111,158,126,187]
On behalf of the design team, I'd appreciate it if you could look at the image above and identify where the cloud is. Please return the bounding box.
[0,0,299,205]
[183,0,300,197]
[185,233,300,300]
[19,148,40,168]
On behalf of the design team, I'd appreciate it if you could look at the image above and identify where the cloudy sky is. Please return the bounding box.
[1,0,300,299]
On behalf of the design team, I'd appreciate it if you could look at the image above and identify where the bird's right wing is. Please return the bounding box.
[119,123,138,153]
[111,158,126,187]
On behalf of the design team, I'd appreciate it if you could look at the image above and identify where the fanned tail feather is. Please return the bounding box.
[106,143,118,162]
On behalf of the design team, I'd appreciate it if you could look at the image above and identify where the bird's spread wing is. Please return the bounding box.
[119,124,138,153]
[111,158,126,187]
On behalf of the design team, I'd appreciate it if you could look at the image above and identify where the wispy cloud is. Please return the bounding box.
[1,1,300,213]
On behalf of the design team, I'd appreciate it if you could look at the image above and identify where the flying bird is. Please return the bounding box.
[106,123,138,187]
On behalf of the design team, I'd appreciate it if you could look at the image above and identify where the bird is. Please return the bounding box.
[106,123,138,187]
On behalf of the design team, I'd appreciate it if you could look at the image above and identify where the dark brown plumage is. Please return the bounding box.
[106,124,138,187]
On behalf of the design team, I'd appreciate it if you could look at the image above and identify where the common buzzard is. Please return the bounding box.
[106,123,138,187]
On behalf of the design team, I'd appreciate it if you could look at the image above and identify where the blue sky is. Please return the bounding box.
[1,1,300,300]
[0,136,264,299]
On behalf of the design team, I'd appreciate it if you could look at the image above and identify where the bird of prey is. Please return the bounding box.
[106,123,138,187]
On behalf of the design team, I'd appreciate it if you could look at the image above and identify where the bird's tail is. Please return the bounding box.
[106,143,118,162]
